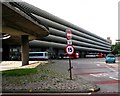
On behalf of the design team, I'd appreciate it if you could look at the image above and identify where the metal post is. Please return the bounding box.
[69,56,72,80]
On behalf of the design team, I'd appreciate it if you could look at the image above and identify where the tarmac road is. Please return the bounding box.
[72,57,120,93]
[46,57,120,93]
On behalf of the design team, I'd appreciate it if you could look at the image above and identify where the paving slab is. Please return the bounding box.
[0,61,48,71]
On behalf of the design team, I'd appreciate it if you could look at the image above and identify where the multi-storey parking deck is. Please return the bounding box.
[2,1,111,59]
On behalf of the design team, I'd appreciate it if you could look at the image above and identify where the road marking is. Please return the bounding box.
[105,65,116,72]
[97,64,100,66]
[74,71,113,75]
[90,73,109,77]
[109,76,119,80]
[96,62,106,64]
[96,60,119,64]
[95,80,120,84]
[74,66,107,70]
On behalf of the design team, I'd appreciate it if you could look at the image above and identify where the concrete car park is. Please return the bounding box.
[2,1,118,95]
[2,1,111,63]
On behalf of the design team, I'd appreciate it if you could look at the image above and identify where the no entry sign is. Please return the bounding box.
[66,45,74,55]
[66,29,72,40]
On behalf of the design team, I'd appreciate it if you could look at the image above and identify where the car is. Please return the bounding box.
[105,54,116,63]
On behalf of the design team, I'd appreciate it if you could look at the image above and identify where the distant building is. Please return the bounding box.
[116,39,120,45]
[107,37,112,44]
[116,39,120,42]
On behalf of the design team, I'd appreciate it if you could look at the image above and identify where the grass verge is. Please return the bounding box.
[2,62,68,89]
[1,68,38,76]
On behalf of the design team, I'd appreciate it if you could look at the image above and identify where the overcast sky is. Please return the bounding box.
[23,0,119,44]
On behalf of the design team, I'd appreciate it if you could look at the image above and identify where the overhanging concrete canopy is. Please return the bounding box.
[2,2,49,45]
[1,2,49,66]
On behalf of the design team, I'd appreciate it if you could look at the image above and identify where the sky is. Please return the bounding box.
[23,0,119,44]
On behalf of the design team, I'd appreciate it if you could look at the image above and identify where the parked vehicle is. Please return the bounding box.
[105,54,116,63]
[69,52,79,59]
[29,52,48,60]
[10,52,48,61]
[60,52,79,59]
[96,53,103,58]
[85,54,96,58]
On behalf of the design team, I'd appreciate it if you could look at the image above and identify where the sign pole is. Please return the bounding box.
[69,55,72,80]
[66,29,73,80]
[65,45,74,80]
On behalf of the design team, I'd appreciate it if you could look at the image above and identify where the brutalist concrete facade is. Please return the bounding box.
[6,1,111,58]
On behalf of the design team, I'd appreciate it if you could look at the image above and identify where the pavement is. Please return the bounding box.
[1,60,101,93]
[0,61,48,71]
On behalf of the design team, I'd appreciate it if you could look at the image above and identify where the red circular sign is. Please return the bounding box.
[66,29,72,40]
[65,45,74,55]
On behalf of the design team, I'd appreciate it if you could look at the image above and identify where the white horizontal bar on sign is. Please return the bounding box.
[67,34,72,36]
[67,40,72,45]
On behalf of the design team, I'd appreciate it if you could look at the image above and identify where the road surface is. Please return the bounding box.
[72,57,120,92]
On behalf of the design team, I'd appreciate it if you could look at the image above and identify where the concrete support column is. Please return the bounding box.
[21,35,29,66]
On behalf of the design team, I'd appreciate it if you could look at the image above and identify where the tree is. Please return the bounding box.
[111,42,120,55]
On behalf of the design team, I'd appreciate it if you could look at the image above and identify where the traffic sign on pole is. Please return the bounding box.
[66,29,73,80]
[65,45,74,55]
[66,29,72,40]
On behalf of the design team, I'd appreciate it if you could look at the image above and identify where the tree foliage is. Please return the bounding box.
[111,42,120,55]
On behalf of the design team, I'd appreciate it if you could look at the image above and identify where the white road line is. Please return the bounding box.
[105,65,116,72]
[97,64,100,66]
[90,73,109,77]
[95,60,119,64]
[109,76,119,80]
